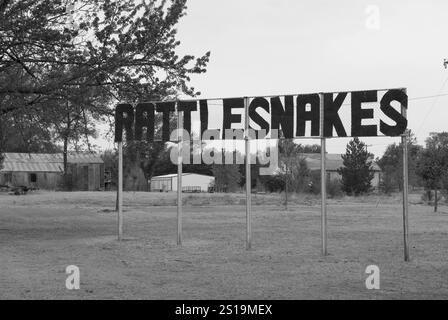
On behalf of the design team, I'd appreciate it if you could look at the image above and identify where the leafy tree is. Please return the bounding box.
[1,0,210,110]
[0,108,60,153]
[338,137,374,195]
[298,144,321,154]
[259,174,285,193]
[212,150,241,193]
[278,140,308,208]
[0,0,210,182]
[416,132,448,212]
[378,165,395,195]
[377,131,422,192]
[254,143,320,195]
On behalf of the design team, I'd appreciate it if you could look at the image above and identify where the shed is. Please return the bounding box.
[0,152,104,191]
[150,173,214,192]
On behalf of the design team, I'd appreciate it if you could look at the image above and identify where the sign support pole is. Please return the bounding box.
[401,95,410,261]
[319,92,327,256]
[177,105,183,246]
[244,97,252,250]
[117,141,123,241]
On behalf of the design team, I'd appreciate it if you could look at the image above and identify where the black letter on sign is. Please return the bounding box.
[156,102,176,141]
[199,100,209,138]
[223,98,244,138]
[351,90,378,137]
[135,103,155,141]
[380,89,408,136]
[296,94,320,137]
[324,92,347,137]
[178,100,197,135]
[114,103,134,142]
[249,97,270,139]
[270,96,294,138]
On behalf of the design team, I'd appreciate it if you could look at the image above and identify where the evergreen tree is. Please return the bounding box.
[338,137,374,195]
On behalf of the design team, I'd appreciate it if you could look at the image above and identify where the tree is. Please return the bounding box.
[338,137,374,195]
[1,0,210,111]
[0,108,60,153]
[377,131,422,192]
[416,132,448,212]
[1,0,210,179]
[212,150,241,193]
[277,140,314,208]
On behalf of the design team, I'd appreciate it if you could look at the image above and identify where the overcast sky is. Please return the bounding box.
[99,0,448,158]
[171,0,448,157]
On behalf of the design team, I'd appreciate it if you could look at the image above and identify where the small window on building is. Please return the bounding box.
[30,173,37,183]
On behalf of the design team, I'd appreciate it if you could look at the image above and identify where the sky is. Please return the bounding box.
[99,0,448,158]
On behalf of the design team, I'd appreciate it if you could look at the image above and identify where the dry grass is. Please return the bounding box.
[0,191,447,299]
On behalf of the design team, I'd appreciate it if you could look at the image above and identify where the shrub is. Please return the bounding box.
[305,172,343,198]
[327,179,343,198]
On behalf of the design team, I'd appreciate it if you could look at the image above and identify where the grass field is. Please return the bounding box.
[0,191,447,299]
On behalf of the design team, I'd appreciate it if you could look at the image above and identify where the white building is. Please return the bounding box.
[150,173,215,192]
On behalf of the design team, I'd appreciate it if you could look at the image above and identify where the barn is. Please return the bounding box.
[150,173,214,192]
[0,152,104,191]
[302,153,382,188]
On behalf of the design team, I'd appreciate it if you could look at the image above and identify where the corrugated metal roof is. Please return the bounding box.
[151,173,214,180]
[302,153,381,171]
[0,152,103,173]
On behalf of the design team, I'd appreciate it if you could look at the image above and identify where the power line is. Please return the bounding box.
[416,76,448,135]
[409,93,448,100]
[203,92,448,106]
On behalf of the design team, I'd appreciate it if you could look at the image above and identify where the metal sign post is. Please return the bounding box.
[177,106,183,246]
[244,97,252,250]
[319,92,327,256]
[117,141,123,241]
[401,94,410,261]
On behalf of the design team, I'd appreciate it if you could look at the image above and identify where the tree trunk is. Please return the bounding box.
[62,135,68,191]
[63,135,68,174]
[284,175,288,210]
[434,188,438,212]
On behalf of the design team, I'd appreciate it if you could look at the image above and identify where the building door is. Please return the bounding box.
[82,166,89,190]
[88,166,95,190]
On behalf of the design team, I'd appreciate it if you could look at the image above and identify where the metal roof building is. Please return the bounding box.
[0,152,104,191]
[150,173,214,192]
[301,153,381,172]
